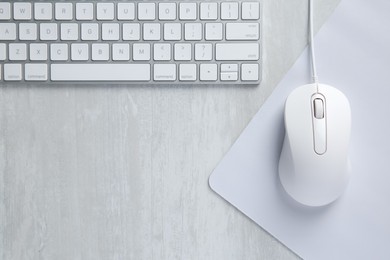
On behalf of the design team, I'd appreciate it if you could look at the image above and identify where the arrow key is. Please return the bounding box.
[241,63,259,81]
[221,72,238,81]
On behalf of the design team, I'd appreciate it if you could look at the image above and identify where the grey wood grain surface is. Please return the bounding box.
[0,0,340,259]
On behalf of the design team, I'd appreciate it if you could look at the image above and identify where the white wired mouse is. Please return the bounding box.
[278,0,352,207]
[278,83,351,207]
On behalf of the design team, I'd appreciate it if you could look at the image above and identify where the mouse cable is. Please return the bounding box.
[309,0,319,89]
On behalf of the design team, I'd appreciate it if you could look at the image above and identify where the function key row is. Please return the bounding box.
[0,2,260,22]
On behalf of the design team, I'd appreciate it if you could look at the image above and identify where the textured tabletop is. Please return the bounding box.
[0,0,340,259]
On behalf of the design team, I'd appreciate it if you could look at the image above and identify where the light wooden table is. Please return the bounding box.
[0,0,340,259]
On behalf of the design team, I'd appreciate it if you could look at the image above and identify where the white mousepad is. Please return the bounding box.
[209,0,390,259]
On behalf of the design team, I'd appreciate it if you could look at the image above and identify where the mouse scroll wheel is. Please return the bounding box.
[313,98,324,119]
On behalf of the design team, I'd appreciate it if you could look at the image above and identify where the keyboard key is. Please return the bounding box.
[159,3,177,20]
[221,63,239,81]
[102,23,120,40]
[55,3,73,21]
[0,43,6,60]
[40,23,58,41]
[0,3,11,20]
[81,23,99,41]
[123,23,140,40]
[143,23,161,41]
[19,23,37,40]
[133,43,151,61]
[34,3,52,20]
[9,43,27,61]
[97,3,115,20]
[221,64,238,72]
[154,64,176,81]
[154,43,171,61]
[61,23,79,41]
[221,72,238,81]
[25,64,48,81]
[92,44,110,61]
[241,63,259,81]
[226,23,259,40]
[14,2,32,20]
[216,43,259,61]
[118,3,135,20]
[200,3,218,20]
[0,23,17,40]
[112,44,130,61]
[205,23,223,40]
[184,23,202,40]
[30,44,48,61]
[242,2,260,20]
[180,3,197,20]
[200,64,217,81]
[195,43,212,61]
[71,44,89,61]
[76,3,94,21]
[179,64,197,81]
[4,64,22,81]
[50,43,68,61]
[164,23,181,41]
[138,3,156,21]
[221,2,239,20]
[51,64,151,81]
[174,43,191,61]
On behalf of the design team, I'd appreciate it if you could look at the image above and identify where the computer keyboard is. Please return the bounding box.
[0,1,262,84]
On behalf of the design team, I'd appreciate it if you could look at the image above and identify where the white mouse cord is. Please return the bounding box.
[309,0,319,92]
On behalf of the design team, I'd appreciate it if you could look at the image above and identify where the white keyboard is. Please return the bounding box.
[0,1,262,84]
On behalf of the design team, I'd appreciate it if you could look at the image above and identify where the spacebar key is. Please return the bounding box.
[51,64,151,81]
